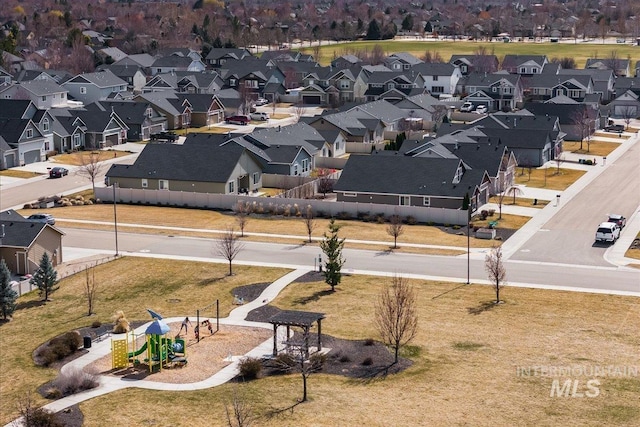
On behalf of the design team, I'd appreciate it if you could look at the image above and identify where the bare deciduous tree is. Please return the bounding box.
[554,145,565,174]
[83,264,98,316]
[621,106,636,130]
[428,104,448,131]
[293,102,306,122]
[484,246,506,304]
[570,106,594,151]
[214,228,245,276]
[234,201,250,237]
[497,185,524,219]
[76,151,103,197]
[315,169,334,198]
[225,386,255,427]
[386,214,404,249]
[303,205,316,243]
[374,275,418,364]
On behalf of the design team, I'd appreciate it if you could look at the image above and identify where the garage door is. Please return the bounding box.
[614,105,637,117]
[23,150,41,164]
[3,153,16,168]
[105,134,119,147]
[302,95,322,105]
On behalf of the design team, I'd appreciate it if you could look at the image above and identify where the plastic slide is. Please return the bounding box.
[127,341,148,358]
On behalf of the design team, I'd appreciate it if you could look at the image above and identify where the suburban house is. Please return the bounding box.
[176,72,224,94]
[96,64,148,93]
[481,127,560,167]
[94,101,167,141]
[307,110,385,144]
[585,58,630,77]
[134,92,192,130]
[362,71,424,102]
[333,154,490,210]
[527,73,594,103]
[0,67,13,86]
[0,209,64,275]
[230,135,315,177]
[449,54,499,75]
[557,68,615,102]
[501,55,548,76]
[175,94,225,127]
[71,109,129,149]
[0,135,18,169]
[523,103,599,141]
[330,54,363,70]
[205,48,253,68]
[411,62,462,96]
[151,55,206,75]
[0,79,69,109]
[51,115,86,153]
[344,100,406,132]
[0,117,46,165]
[384,52,423,71]
[461,72,523,111]
[62,70,128,105]
[106,137,263,194]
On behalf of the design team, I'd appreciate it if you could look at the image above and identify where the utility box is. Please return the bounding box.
[83,336,92,349]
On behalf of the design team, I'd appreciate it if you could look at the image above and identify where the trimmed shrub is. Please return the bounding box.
[309,352,327,370]
[21,407,64,427]
[426,221,435,226]
[364,338,375,346]
[375,213,386,224]
[487,209,496,217]
[362,357,373,366]
[452,225,461,230]
[339,354,351,363]
[238,357,262,379]
[337,211,351,220]
[272,353,296,372]
[405,216,417,225]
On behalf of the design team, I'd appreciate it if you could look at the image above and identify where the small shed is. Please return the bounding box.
[268,310,325,358]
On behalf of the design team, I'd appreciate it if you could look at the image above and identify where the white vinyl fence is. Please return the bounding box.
[96,187,469,225]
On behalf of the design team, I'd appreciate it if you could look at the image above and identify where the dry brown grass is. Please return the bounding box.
[470,213,531,230]
[19,204,497,248]
[488,196,549,208]
[0,170,43,178]
[563,141,621,157]
[77,275,640,426]
[0,257,289,426]
[52,150,131,166]
[185,125,236,134]
[515,167,586,191]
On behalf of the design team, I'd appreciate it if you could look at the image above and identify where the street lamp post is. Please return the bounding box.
[112,183,119,257]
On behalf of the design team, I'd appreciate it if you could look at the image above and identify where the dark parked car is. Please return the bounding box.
[150,131,178,142]
[225,115,250,125]
[49,167,68,178]
[604,124,624,133]
[27,213,55,225]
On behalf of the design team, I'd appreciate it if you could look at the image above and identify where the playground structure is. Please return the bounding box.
[112,310,187,372]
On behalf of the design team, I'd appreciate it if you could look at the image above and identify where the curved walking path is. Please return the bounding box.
[5,268,310,426]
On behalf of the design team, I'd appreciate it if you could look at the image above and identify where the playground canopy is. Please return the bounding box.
[146,319,171,335]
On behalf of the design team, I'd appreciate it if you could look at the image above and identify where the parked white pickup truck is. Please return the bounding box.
[595,222,620,243]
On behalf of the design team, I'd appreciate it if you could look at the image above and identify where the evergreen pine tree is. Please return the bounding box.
[30,253,59,302]
[319,219,346,292]
[366,19,382,40]
[0,259,17,320]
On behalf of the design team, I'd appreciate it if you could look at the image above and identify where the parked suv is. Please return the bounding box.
[225,115,250,125]
[595,222,620,243]
[607,214,626,228]
[460,102,474,112]
[250,112,269,121]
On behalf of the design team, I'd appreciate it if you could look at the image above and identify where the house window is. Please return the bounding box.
[570,90,580,98]
[532,68,538,74]
[146,108,153,118]
[308,79,315,85]
[302,159,309,173]
[293,163,299,175]
[492,86,497,92]
[388,83,395,89]
[44,142,50,151]
[423,197,431,206]
[141,179,148,188]
[245,80,258,88]
[399,196,410,206]
[230,78,237,86]
[228,181,235,193]
[73,134,81,147]
[393,63,401,70]
[252,172,259,185]
[431,86,444,93]
[43,119,49,131]
[42,96,47,102]
[80,87,86,94]
[343,192,357,197]
[433,75,439,81]
[61,93,66,99]
[340,80,349,89]
[159,180,169,190]
[26,129,33,138]
[520,67,526,73]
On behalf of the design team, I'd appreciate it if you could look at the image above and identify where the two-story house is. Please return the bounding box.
[411,62,462,96]
[62,70,128,105]
[205,48,253,68]
[0,80,68,109]
[502,55,548,76]
[462,72,523,111]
